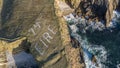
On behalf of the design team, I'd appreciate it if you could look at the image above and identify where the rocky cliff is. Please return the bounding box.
[106,0,120,27]
[65,0,120,27]
[0,0,84,68]
[0,0,120,68]
[0,37,26,68]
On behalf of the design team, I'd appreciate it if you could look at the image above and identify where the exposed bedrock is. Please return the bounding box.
[65,0,120,27]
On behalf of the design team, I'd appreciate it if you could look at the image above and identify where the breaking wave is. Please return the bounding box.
[64,10,120,68]
[70,26,107,68]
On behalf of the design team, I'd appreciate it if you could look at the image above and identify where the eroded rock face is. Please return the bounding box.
[0,0,119,68]
[54,0,74,16]
[0,37,26,68]
[65,0,81,9]
[65,0,120,27]
[106,0,120,27]
[66,0,108,20]
[55,0,85,68]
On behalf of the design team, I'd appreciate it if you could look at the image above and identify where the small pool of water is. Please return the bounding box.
[13,51,38,68]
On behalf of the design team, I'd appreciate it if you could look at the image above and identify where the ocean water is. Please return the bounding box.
[64,10,120,68]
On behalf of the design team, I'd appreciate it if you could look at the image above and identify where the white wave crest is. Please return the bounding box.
[64,14,108,68]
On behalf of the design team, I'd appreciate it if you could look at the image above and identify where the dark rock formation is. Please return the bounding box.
[65,0,120,27]
[66,0,108,21]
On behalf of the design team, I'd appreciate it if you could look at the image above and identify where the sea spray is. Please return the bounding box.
[71,31,107,68]
[64,13,108,68]
[64,10,120,68]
